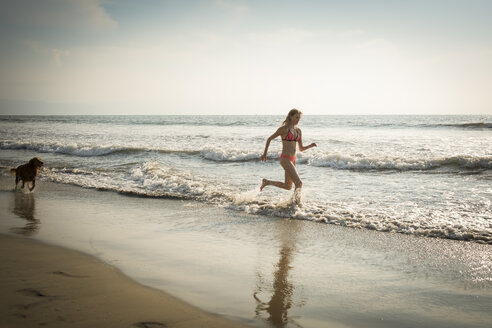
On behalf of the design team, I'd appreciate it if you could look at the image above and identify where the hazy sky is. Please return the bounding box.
[0,0,491,115]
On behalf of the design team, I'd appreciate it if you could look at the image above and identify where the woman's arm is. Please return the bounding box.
[261,127,283,161]
[297,129,317,152]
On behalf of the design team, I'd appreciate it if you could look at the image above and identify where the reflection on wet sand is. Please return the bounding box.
[10,192,39,236]
[254,221,302,328]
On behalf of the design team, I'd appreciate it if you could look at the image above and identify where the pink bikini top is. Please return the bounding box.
[283,129,300,141]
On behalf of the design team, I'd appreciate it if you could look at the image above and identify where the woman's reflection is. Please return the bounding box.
[10,192,39,236]
[254,220,302,328]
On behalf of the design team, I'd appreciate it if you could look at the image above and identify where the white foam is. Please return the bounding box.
[0,140,128,157]
[30,160,492,245]
[3,114,490,245]
[307,153,492,171]
[201,147,262,162]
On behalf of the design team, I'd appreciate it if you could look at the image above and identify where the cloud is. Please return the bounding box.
[17,39,69,66]
[247,28,314,45]
[338,29,366,38]
[19,40,45,54]
[1,0,117,32]
[355,38,393,50]
[52,48,70,66]
[215,0,248,15]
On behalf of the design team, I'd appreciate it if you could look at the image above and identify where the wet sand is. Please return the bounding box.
[0,176,491,328]
[0,233,248,328]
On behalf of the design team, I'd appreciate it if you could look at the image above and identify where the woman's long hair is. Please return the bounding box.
[282,108,302,126]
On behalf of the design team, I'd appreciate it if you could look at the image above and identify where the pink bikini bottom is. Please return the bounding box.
[280,154,296,163]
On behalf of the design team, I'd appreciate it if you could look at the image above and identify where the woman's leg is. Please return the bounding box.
[280,159,302,190]
[260,158,301,191]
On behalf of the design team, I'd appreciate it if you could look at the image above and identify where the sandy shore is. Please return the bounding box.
[0,234,248,328]
[1,177,491,328]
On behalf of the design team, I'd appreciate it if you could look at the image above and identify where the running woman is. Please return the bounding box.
[260,108,317,193]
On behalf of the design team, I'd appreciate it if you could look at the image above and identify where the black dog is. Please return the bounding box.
[11,157,44,191]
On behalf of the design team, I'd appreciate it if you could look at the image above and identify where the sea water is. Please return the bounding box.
[1,115,491,244]
[1,115,491,328]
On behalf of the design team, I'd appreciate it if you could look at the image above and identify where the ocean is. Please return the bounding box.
[1,114,491,328]
[1,115,490,244]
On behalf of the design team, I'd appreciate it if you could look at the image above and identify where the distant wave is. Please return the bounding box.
[0,141,201,158]
[341,122,492,130]
[24,162,490,245]
[308,154,492,172]
[0,141,142,157]
[0,141,264,162]
[0,115,277,127]
[2,141,490,173]
[429,122,492,130]
[2,115,491,130]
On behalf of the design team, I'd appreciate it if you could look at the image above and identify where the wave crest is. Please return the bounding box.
[308,153,492,172]
[0,141,135,157]
[201,148,261,162]
[437,122,492,130]
[33,161,492,245]
[2,141,490,174]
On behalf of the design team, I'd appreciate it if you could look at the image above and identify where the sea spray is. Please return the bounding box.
[1,115,490,244]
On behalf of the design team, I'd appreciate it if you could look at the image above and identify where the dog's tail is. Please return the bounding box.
[10,168,16,175]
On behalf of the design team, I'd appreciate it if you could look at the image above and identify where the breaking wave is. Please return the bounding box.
[2,141,490,173]
[307,154,492,172]
[25,161,491,245]
[433,122,492,130]
[0,141,199,158]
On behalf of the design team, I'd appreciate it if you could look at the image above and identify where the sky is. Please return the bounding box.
[0,0,491,115]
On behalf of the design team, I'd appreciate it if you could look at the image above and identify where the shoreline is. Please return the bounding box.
[0,233,249,328]
[1,177,491,328]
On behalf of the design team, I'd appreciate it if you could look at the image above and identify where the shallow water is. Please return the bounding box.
[0,179,490,328]
[1,115,491,244]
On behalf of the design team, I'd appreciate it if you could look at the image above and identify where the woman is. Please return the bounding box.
[260,109,317,192]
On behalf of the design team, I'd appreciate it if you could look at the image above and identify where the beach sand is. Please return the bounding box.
[0,233,247,328]
[0,176,491,328]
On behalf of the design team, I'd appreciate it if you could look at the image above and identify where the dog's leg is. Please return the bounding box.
[15,176,19,190]
[29,180,36,192]
[21,180,25,189]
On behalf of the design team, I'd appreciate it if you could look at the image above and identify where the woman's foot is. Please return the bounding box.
[293,187,302,205]
[260,179,268,191]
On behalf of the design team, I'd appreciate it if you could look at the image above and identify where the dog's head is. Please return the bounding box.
[29,157,44,168]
